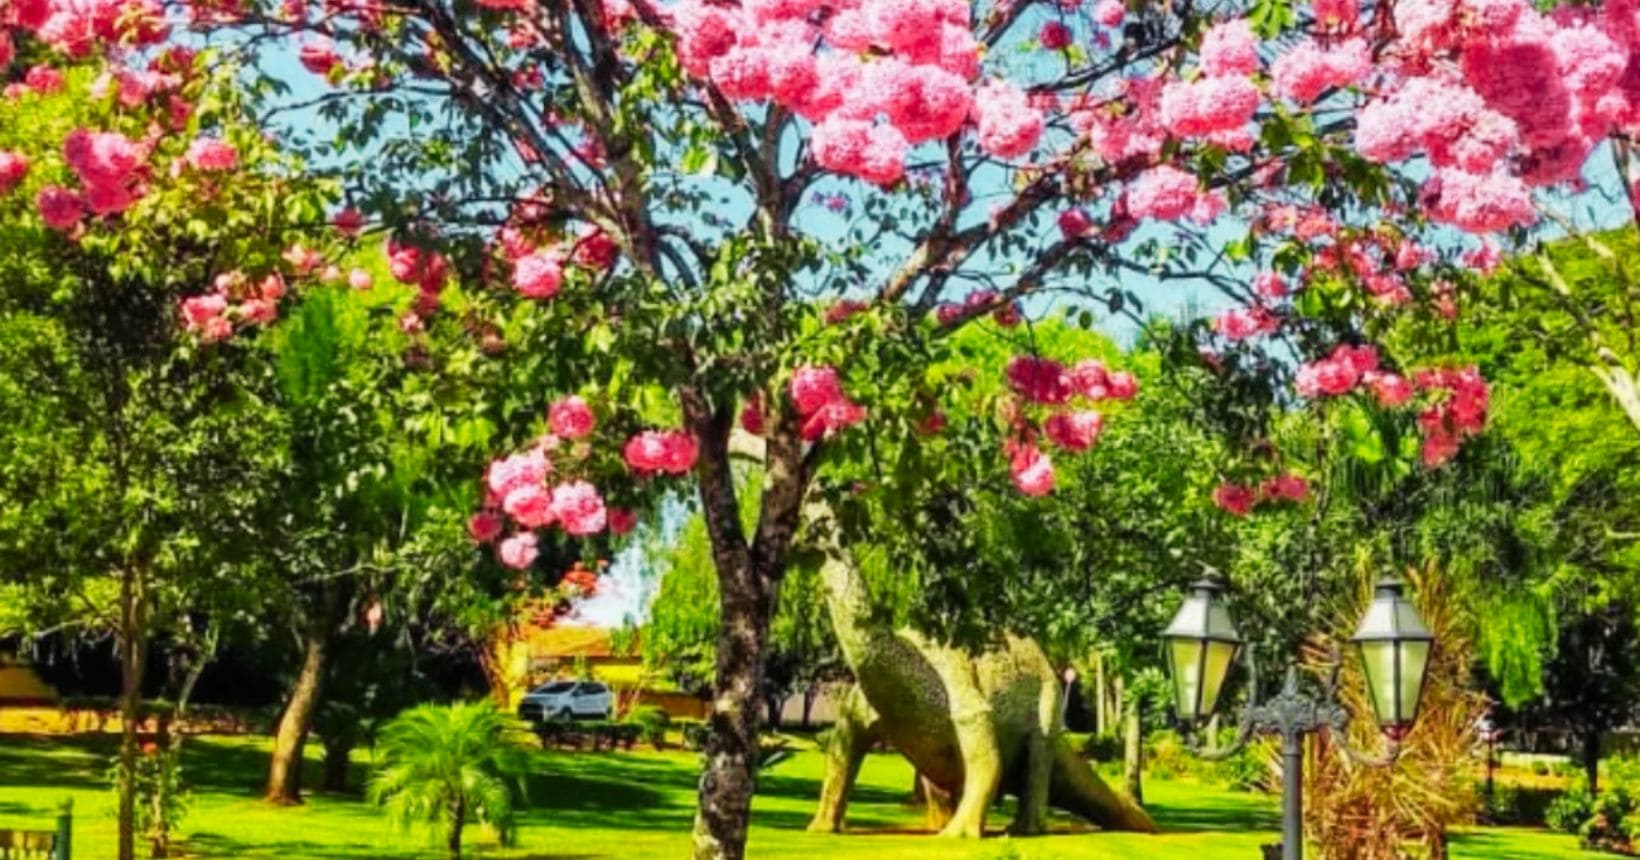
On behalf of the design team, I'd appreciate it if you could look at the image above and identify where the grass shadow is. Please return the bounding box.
[1146,799,1280,833]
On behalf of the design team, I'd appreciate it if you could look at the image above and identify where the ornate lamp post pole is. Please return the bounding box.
[1161,578,1436,860]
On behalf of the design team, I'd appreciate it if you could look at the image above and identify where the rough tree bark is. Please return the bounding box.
[1123,696,1144,806]
[265,619,329,804]
[116,565,149,860]
[688,402,808,860]
[1583,730,1603,795]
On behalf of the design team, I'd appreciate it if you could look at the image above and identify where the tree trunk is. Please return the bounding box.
[265,621,328,804]
[1123,696,1144,806]
[116,565,148,860]
[765,693,782,730]
[801,687,816,731]
[448,797,465,860]
[1094,654,1107,736]
[1584,730,1602,795]
[322,741,352,793]
[690,557,775,860]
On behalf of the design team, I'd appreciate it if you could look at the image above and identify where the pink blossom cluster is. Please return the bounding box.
[1349,0,1640,233]
[934,289,1022,327]
[1294,343,1383,398]
[548,395,596,438]
[1159,20,1261,149]
[1002,357,1137,494]
[1271,38,1370,104]
[665,0,1042,185]
[9,0,169,58]
[0,151,29,194]
[1074,75,1168,164]
[1414,366,1489,466]
[498,220,618,300]
[1213,472,1310,516]
[1126,164,1225,224]
[789,364,867,440]
[477,446,612,567]
[623,429,700,475]
[1212,305,1280,341]
[36,128,150,229]
[180,269,291,342]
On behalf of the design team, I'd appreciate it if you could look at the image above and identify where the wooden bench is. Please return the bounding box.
[0,800,71,860]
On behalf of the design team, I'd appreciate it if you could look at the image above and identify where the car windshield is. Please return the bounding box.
[577,683,605,694]
[534,682,575,694]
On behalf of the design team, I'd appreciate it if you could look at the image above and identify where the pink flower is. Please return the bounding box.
[348,268,374,290]
[332,207,365,237]
[740,395,766,435]
[548,395,595,439]
[789,365,846,415]
[468,511,504,543]
[37,186,84,231]
[1313,0,1358,27]
[498,532,539,570]
[801,397,867,440]
[1006,356,1073,405]
[624,430,699,475]
[1213,483,1256,516]
[572,227,619,270]
[1199,19,1258,77]
[1093,0,1125,26]
[608,508,638,535]
[1160,75,1260,138]
[1058,207,1094,239]
[184,136,237,172]
[1128,166,1215,223]
[300,38,341,76]
[63,129,143,186]
[1365,371,1414,407]
[1045,410,1104,451]
[1260,474,1310,503]
[24,65,63,93]
[181,293,228,329]
[549,480,607,535]
[487,449,551,498]
[1213,306,1280,341]
[0,151,28,193]
[1105,370,1139,400]
[1422,168,1537,234]
[1069,359,1109,399]
[1272,39,1369,103]
[513,250,563,299]
[973,79,1044,160]
[811,116,909,186]
[503,484,555,528]
[386,241,449,291]
[1010,443,1056,496]
[1039,20,1072,50]
[1253,272,1287,299]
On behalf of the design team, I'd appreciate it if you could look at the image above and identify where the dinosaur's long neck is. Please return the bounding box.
[817,551,886,669]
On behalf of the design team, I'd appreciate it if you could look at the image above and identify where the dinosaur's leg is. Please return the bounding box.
[807,687,878,833]
[921,774,956,832]
[934,653,1001,838]
[1010,673,1058,836]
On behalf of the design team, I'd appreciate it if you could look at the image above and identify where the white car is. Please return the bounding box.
[517,680,612,722]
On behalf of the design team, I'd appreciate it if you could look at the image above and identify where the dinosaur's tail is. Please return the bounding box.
[1047,738,1159,833]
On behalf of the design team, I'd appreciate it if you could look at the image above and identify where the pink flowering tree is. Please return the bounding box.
[10,0,1638,852]
[0,30,343,860]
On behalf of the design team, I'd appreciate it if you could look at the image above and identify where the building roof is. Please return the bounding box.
[524,625,639,659]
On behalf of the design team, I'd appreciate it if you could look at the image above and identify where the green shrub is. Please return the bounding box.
[1547,781,1595,834]
[1578,788,1636,853]
[628,706,671,749]
[1145,730,1189,780]
[1532,760,1551,776]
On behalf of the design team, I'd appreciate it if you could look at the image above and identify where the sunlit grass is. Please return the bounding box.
[0,733,1587,858]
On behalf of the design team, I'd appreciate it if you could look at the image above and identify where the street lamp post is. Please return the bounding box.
[1160,578,1436,860]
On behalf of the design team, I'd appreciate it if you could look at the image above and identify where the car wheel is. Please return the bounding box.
[554,707,573,721]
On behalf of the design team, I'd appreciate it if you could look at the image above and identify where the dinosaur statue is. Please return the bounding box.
[803,514,1158,838]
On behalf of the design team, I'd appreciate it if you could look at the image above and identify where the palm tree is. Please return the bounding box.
[368,700,533,859]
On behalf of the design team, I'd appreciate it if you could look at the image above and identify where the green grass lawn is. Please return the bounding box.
[0,732,1590,859]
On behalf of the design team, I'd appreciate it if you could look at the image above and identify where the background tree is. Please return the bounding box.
[0,59,337,860]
